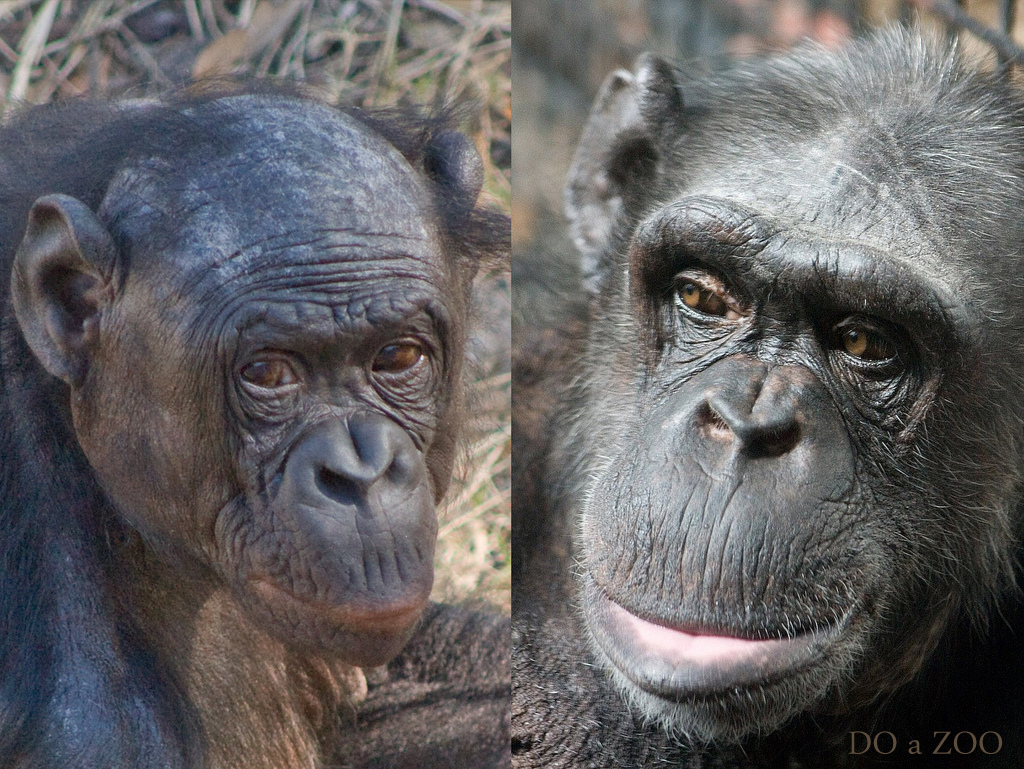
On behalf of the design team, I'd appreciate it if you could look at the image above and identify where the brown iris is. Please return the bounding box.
[676,274,743,320]
[373,342,424,373]
[240,357,298,388]
[836,326,896,361]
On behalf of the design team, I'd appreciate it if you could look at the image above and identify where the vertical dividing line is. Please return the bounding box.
[899,0,913,26]
[997,0,1018,78]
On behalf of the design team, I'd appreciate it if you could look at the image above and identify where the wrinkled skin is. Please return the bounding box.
[513,29,1024,768]
[53,100,457,663]
[0,91,509,769]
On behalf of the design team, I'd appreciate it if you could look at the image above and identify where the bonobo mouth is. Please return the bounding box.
[250,578,429,634]
[244,576,431,666]
[587,592,839,698]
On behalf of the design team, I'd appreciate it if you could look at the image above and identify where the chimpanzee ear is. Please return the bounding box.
[11,194,120,388]
[565,53,684,293]
[424,130,485,215]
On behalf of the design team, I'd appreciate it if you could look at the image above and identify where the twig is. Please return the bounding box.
[184,0,205,40]
[441,437,509,523]
[438,485,510,537]
[237,0,255,28]
[391,48,447,82]
[409,0,469,27]
[41,0,163,58]
[200,0,221,38]
[469,37,511,63]
[118,23,172,86]
[0,0,34,23]
[210,0,238,31]
[278,0,313,77]
[250,0,306,77]
[911,0,1024,65]
[7,0,60,102]
[0,34,19,65]
[32,40,85,102]
[369,0,404,97]
[64,0,114,51]
[59,42,88,80]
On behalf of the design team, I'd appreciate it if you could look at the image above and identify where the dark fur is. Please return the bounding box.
[513,29,1024,767]
[0,85,509,769]
[0,87,506,269]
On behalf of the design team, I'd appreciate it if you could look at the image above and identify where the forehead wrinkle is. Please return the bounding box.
[688,125,945,257]
[102,115,441,277]
[172,232,442,303]
[180,266,442,349]
[233,294,439,341]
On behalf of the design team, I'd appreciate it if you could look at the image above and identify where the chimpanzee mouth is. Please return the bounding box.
[587,592,845,700]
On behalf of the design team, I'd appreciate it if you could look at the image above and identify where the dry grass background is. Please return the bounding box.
[0,0,511,613]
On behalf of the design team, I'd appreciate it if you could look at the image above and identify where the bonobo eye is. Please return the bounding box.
[674,271,745,321]
[372,341,424,374]
[240,356,299,389]
[830,321,898,362]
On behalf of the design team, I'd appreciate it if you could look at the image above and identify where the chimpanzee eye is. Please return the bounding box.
[373,341,424,374]
[831,323,897,362]
[240,357,299,388]
[674,272,744,320]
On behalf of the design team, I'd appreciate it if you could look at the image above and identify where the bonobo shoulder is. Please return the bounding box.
[0,83,509,769]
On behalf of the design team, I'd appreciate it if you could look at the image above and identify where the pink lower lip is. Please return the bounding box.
[608,600,786,665]
[588,594,833,696]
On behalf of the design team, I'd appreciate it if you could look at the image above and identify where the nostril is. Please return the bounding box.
[316,467,361,506]
[746,423,801,459]
[384,448,416,487]
[697,402,733,442]
[698,397,801,457]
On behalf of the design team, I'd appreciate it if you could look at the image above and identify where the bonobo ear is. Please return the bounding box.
[424,130,485,215]
[566,53,684,293]
[11,194,120,388]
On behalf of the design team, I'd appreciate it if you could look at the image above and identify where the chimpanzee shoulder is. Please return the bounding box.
[513,26,1024,768]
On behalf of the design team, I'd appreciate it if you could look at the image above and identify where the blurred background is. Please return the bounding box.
[0,0,511,613]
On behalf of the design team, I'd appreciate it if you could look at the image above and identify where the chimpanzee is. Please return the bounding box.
[512,28,1024,768]
[0,85,509,769]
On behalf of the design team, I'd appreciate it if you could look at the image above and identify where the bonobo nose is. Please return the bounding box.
[303,412,419,503]
[271,411,436,597]
[249,411,436,662]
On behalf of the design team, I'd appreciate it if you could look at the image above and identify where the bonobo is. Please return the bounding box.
[512,28,1024,767]
[0,87,509,768]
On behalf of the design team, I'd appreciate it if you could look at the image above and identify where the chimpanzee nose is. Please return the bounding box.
[699,364,803,459]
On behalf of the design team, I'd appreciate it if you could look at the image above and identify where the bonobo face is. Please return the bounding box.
[563,49,1024,742]
[13,97,474,666]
